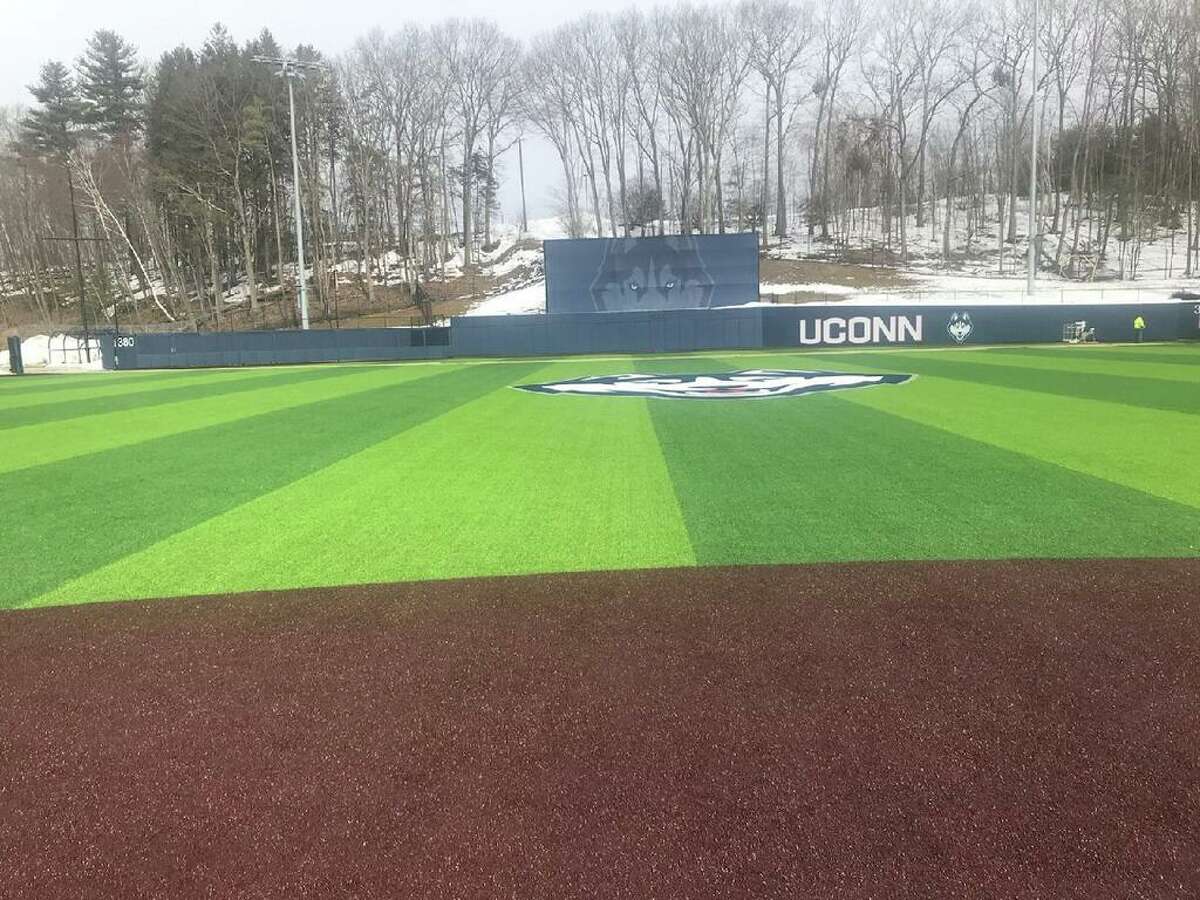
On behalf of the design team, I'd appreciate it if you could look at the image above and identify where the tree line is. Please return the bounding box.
[3,0,1199,330]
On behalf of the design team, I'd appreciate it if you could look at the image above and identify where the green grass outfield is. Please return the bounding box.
[3,343,1198,609]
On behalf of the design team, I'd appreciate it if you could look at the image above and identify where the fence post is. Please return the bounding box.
[6,335,23,375]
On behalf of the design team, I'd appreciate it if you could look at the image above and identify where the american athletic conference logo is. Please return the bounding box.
[947,312,974,344]
[517,369,913,400]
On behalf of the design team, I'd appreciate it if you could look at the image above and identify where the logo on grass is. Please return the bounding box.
[947,312,974,344]
[516,369,912,400]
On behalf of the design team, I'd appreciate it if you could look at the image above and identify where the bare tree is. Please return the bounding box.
[742,0,815,239]
[524,32,585,237]
[438,19,519,266]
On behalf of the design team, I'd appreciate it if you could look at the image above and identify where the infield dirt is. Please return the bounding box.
[2,559,1198,897]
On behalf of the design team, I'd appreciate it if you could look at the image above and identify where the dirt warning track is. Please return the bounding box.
[3,559,1199,897]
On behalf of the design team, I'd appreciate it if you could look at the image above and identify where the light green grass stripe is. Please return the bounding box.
[981,345,1200,367]
[933,347,1200,383]
[30,358,695,607]
[0,368,280,411]
[809,350,1200,416]
[794,352,1200,511]
[2,363,534,609]
[0,364,378,430]
[0,368,207,395]
[0,364,439,475]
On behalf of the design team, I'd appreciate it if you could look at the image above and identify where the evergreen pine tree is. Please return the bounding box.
[18,61,85,158]
[78,30,145,139]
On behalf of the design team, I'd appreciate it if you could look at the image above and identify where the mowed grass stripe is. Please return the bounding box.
[983,345,1200,367]
[30,358,695,606]
[0,365,371,430]
[0,368,281,411]
[0,368,216,400]
[649,379,1199,564]
[823,351,1200,416]
[0,363,436,475]
[936,347,1200,384]
[1,363,534,609]
[786,351,1200,510]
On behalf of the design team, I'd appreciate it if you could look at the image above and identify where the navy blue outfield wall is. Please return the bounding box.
[760,301,1200,348]
[458,301,1198,357]
[100,302,1199,369]
[452,308,763,357]
[102,327,450,370]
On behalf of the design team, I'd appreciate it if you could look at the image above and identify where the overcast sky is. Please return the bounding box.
[0,0,655,220]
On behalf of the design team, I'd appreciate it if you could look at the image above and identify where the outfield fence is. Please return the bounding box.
[97,300,1200,371]
[102,326,450,370]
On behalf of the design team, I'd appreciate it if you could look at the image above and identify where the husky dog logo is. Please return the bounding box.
[947,312,974,343]
[517,369,913,400]
[589,237,716,311]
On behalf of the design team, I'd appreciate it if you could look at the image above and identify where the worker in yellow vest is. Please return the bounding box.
[1133,314,1146,343]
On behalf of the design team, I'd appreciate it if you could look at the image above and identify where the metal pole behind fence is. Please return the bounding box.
[287,73,309,330]
[1026,0,1040,297]
[66,168,91,362]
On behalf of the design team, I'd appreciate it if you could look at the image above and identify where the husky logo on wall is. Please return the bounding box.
[517,369,913,400]
[947,311,974,343]
[589,237,716,311]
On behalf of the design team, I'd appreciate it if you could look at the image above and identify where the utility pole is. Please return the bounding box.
[253,55,328,329]
[66,167,90,359]
[518,137,528,234]
[40,163,107,363]
[1027,0,1040,296]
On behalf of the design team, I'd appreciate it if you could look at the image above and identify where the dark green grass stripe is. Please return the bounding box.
[826,352,1200,415]
[981,346,1200,367]
[0,365,379,431]
[627,355,731,375]
[0,362,536,608]
[0,369,228,397]
[649,390,1200,565]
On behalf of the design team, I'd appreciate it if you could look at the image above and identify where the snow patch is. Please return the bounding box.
[1,333,105,374]
[760,282,859,296]
[462,281,547,316]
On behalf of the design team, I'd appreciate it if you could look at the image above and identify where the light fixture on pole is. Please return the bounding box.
[252,55,328,329]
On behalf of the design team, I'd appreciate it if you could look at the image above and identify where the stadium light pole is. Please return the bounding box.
[253,55,327,329]
[1026,0,1040,296]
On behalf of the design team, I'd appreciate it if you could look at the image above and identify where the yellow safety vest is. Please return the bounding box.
[1134,316,1146,330]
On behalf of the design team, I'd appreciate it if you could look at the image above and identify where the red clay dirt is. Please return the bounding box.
[2,559,1198,898]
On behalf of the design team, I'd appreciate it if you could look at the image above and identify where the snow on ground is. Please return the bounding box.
[467,199,1200,315]
[326,225,553,287]
[462,281,547,316]
[775,193,1200,284]
[1,333,105,374]
[463,270,1188,318]
[499,218,571,243]
[841,272,1191,306]
[481,246,542,278]
[760,282,859,296]
[527,219,570,241]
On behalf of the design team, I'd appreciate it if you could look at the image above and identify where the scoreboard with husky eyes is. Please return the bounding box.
[544,233,760,314]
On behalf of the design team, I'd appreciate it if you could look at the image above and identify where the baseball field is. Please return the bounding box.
[3,343,1199,894]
